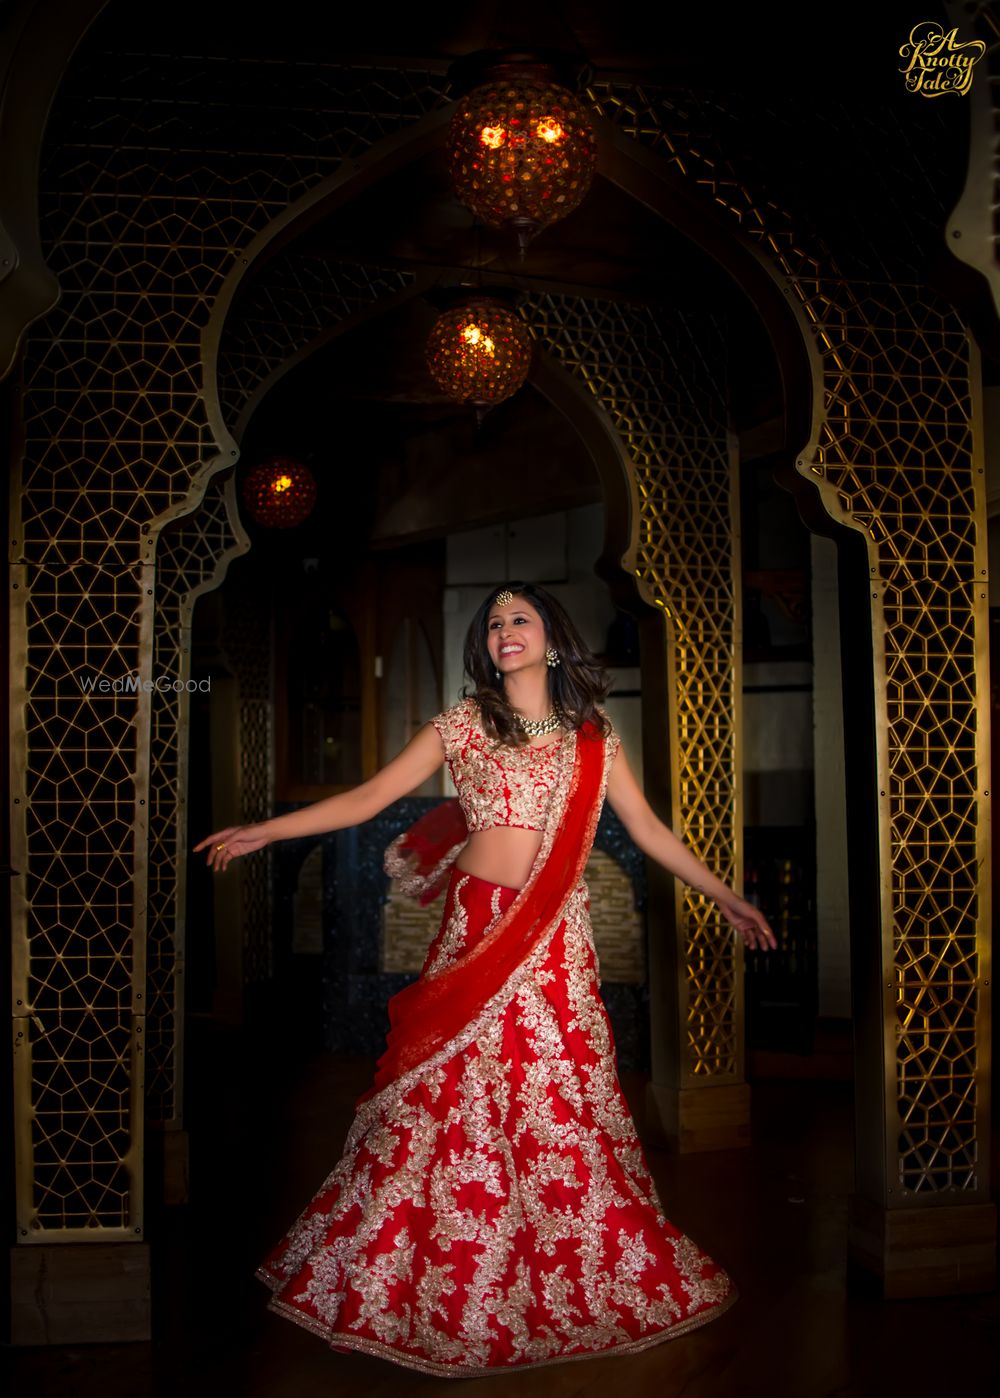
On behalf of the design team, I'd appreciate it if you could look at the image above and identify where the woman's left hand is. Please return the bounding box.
[716,894,778,951]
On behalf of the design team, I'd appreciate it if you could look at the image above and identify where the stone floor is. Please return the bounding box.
[5,1016,1000,1397]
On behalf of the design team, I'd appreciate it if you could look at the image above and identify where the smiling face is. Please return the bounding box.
[486,596,548,676]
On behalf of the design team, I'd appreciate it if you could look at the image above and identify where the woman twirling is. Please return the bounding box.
[196,582,775,1377]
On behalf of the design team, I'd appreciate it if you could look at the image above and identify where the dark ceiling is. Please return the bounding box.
[140,1,949,88]
[126,0,973,553]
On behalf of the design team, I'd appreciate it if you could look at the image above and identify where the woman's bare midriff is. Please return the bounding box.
[455,826,543,891]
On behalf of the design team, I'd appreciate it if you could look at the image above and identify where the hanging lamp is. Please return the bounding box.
[447,52,597,254]
[426,294,533,414]
[242,456,317,528]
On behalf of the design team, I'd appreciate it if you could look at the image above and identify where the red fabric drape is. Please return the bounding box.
[366,725,605,1097]
[387,797,468,905]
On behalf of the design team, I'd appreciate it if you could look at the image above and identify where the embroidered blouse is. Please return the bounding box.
[431,697,617,835]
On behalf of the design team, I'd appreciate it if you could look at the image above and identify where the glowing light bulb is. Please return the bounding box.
[272,474,293,493]
[462,324,495,354]
[480,125,505,149]
[535,117,564,143]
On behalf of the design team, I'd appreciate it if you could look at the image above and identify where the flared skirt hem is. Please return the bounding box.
[255,1264,739,1378]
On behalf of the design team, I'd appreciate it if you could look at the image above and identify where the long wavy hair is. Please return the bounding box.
[463,581,610,746]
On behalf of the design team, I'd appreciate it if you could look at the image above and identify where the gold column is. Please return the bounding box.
[802,301,994,1295]
[6,49,452,1344]
[524,295,747,1150]
[589,74,995,1291]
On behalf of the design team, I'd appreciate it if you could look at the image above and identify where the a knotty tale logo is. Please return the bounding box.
[898,23,985,97]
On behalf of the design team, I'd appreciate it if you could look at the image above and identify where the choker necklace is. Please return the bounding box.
[513,709,562,737]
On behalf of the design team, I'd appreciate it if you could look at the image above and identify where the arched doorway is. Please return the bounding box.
[5,7,993,1345]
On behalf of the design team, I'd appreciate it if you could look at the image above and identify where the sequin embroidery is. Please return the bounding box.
[258,883,735,1374]
[431,698,604,835]
[256,721,735,1376]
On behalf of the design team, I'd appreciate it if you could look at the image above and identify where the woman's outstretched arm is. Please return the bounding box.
[194,722,445,871]
[606,743,777,950]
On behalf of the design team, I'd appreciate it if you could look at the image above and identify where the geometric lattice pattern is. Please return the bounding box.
[145,473,248,1126]
[807,283,985,1195]
[8,27,988,1252]
[588,81,989,1195]
[524,295,741,1081]
[226,280,736,1054]
[9,554,149,1238]
[217,253,415,432]
[12,46,449,1237]
[12,1009,138,1234]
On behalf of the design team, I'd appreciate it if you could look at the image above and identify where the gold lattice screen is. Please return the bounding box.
[588,81,991,1197]
[10,49,450,1238]
[218,271,743,1083]
[522,297,742,1081]
[146,473,247,1123]
[7,34,989,1255]
[804,287,988,1194]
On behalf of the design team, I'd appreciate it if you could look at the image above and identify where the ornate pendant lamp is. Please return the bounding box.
[447,52,597,254]
[426,294,533,415]
[242,456,317,528]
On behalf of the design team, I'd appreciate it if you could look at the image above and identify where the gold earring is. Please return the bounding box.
[546,647,560,667]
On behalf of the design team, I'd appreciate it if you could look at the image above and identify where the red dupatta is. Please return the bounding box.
[383,797,468,906]
[368,722,606,1097]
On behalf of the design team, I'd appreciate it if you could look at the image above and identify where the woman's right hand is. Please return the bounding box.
[193,823,271,871]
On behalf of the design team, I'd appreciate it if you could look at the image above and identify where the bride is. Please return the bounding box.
[196,581,775,1376]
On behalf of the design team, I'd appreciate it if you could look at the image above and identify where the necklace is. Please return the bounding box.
[513,709,562,737]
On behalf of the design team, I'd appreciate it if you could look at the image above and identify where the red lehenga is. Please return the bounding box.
[256,700,736,1376]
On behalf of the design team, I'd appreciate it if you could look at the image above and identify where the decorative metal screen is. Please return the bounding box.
[521,297,741,1080]
[146,472,248,1124]
[588,76,990,1195]
[807,285,987,1194]
[219,267,740,1079]
[217,254,416,434]
[10,44,450,1236]
[6,24,990,1252]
